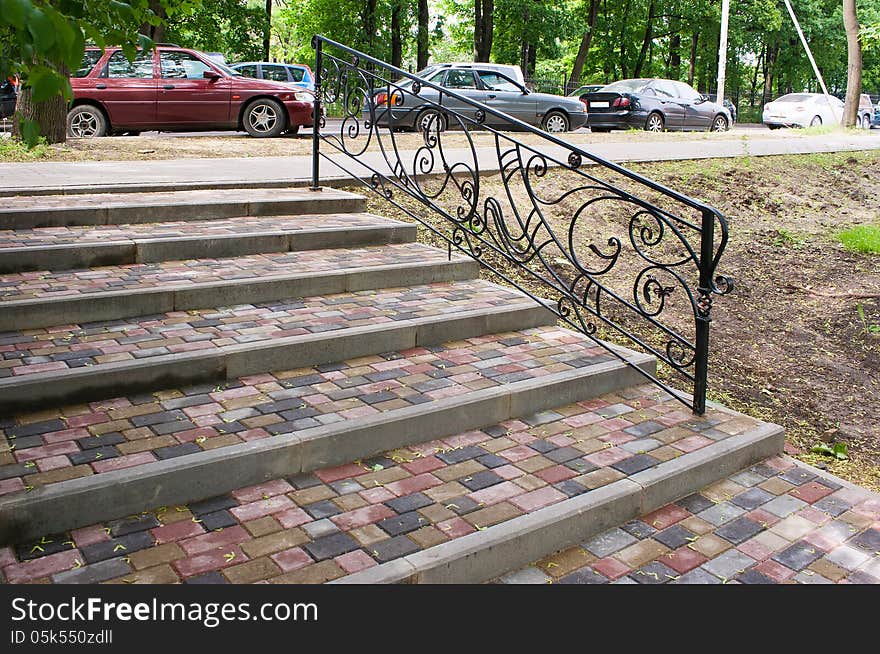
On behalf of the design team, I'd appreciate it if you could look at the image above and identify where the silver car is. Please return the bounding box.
[366,66,587,133]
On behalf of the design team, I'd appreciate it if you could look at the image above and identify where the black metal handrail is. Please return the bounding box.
[310,34,733,414]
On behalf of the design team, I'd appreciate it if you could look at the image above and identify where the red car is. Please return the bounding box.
[67,45,315,138]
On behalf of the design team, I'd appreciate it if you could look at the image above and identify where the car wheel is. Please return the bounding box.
[710,115,728,132]
[415,108,446,134]
[767,124,782,130]
[645,112,664,132]
[810,115,822,127]
[286,124,300,136]
[243,98,287,137]
[67,105,107,138]
[862,115,871,129]
[542,111,569,134]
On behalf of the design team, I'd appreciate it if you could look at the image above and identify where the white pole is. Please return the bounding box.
[716,0,730,105]
[781,0,841,123]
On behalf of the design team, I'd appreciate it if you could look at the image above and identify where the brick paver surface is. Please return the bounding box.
[0,243,455,302]
[501,456,880,585]
[0,383,760,584]
[0,280,527,377]
[0,213,402,249]
[0,326,624,495]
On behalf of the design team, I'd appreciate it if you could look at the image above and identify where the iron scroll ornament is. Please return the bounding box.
[310,35,733,414]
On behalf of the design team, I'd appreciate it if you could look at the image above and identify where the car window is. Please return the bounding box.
[674,82,702,102]
[73,51,103,78]
[104,51,154,79]
[160,51,213,79]
[235,64,258,78]
[288,67,306,83]
[776,94,810,103]
[477,71,520,92]
[262,65,290,82]
[444,70,477,89]
[652,80,679,99]
[602,79,650,94]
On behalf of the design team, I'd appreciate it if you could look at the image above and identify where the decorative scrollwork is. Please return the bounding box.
[311,37,732,414]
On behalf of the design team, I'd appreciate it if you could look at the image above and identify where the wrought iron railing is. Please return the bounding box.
[309,35,732,415]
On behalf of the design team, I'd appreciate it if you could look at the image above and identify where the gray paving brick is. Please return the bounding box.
[825,545,870,570]
[498,567,552,584]
[583,528,637,557]
[698,502,746,526]
[762,495,808,518]
[52,557,132,584]
[701,550,756,580]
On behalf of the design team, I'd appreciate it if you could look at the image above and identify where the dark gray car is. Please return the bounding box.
[366,67,588,133]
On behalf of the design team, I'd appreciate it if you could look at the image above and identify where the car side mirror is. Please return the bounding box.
[521,87,530,95]
[698,94,708,103]
[203,70,221,81]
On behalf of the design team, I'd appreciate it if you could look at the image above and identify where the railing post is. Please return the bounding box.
[310,36,323,191]
[693,208,716,415]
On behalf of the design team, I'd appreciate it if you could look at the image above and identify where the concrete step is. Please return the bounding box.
[0,243,478,331]
[0,280,556,413]
[0,326,655,543]
[0,383,784,584]
[0,187,365,229]
[0,213,416,273]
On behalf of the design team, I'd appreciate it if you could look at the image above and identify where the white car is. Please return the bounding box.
[762,92,844,129]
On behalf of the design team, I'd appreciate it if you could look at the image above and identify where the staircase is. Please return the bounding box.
[0,188,782,585]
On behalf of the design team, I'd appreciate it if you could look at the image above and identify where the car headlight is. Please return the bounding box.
[294,92,313,102]
[571,102,586,112]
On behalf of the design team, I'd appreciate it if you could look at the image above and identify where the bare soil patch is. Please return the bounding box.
[350,149,880,489]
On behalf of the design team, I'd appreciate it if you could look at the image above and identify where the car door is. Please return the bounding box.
[648,80,685,130]
[157,49,232,126]
[439,69,489,123]
[98,50,158,128]
[475,70,532,125]
[674,81,711,129]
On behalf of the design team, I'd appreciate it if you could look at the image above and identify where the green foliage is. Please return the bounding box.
[165,0,267,62]
[770,228,807,249]
[811,441,849,460]
[856,302,880,334]
[838,224,880,254]
[0,133,50,160]
[0,0,156,144]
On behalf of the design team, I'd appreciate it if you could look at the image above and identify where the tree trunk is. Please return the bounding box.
[688,32,698,86]
[13,86,68,144]
[749,47,762,106]
[570,0,600,87]
[141,0,166,42]
[633,1,655,78]
[391,2,402,68]
[474,0,494,62]
[842,0,862,127]
[364,0,378,52]
[417,0,429,69]
[762,44,777,105]
[263,0,272,61]
[619,0,632,78]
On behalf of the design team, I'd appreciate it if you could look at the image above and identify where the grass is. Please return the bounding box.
[0,135,51,161]
[838,224,880,254]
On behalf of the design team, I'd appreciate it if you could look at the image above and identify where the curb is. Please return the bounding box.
[331,420,785,584]
[0,257,480,331]
[0,353,655,544]
[0,219,417,273]
[0,301,556,414]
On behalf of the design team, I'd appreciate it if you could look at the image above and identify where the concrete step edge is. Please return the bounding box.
[0,218,418,273]
[0,300,556,414]
[331,420,785,584]
[0,256,480,331]
[0,352,656,544]
[0,191,366,229]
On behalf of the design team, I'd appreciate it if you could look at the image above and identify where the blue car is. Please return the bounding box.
[229,62,315,92]
[873,103,880,128]
[1,77,17,119]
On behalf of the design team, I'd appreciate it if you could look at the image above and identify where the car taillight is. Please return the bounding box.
[612,97,631,108]
[375,92,389,105]
[374,91,403,106]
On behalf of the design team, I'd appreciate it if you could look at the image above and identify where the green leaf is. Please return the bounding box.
[26,6,56,52]
[810,443,834,456]
[0,0,30,30]
[832,442,848,460]
[17,118,42,148]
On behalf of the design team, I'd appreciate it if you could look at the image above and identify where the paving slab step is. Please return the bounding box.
[0,243,478,331]
[0,385,787,584]
[0,213,416,273]
[0,187,365,229]
[496,456,880,585]
[0,280,555,412]
[0,326,654,543]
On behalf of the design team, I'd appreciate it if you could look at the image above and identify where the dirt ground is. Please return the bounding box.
[0,122,824,162]
[350,149,880,490]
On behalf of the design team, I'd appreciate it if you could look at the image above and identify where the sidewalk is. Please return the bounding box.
[1,130,878,195]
